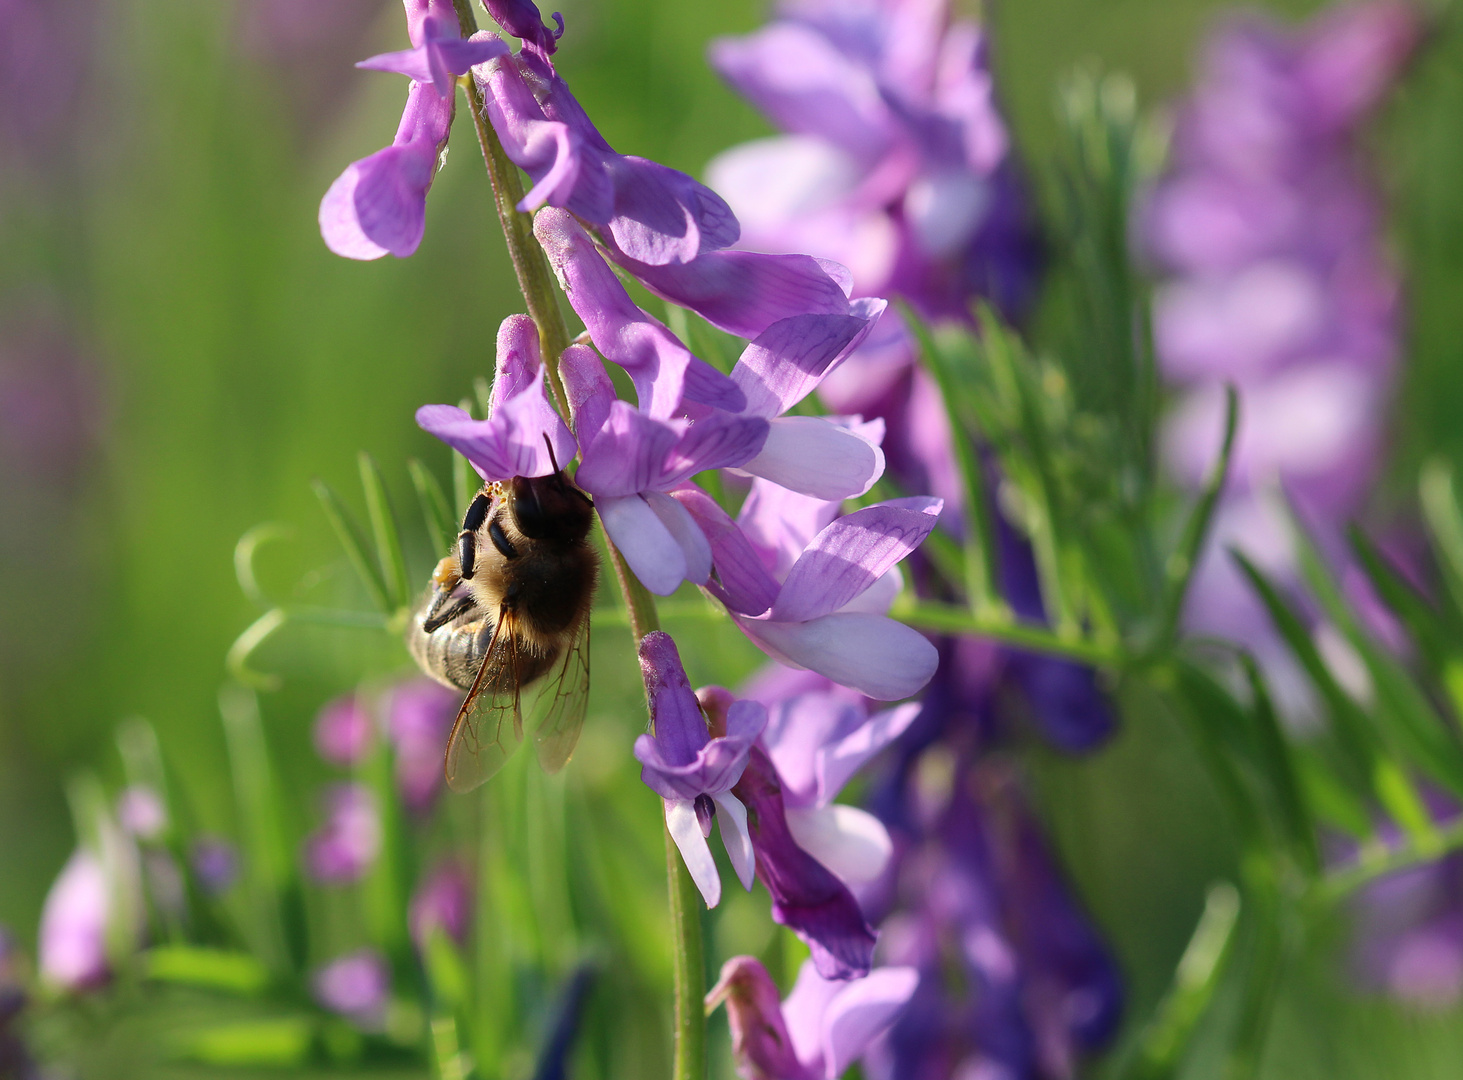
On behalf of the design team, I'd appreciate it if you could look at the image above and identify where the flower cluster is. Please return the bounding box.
[1137,0,1417,717]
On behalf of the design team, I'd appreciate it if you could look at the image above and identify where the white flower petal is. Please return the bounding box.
[738,416,885,500]
[742,612,937,700]
[598,493,688,596]
[645,490,712,586]
[713,792,757,892]
[785,804,892,886]
[665,798,721,908]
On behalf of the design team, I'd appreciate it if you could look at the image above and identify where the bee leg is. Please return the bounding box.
[488,519,518,560]
[423,592,478,634]
[458,491,492,580]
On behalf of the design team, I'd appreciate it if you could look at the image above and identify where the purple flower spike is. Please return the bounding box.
[417,314,576,481]
[313,949,390,1030]
[357,14,508,99]
[484,0,564,60]
[475,54,738,264]
[38,850,109,992]
[733,748,877,980]
[536,209,744,416]
[305,784,381,884]
[635,632,764,908]
[410,862,472,950]
[729,496,942,701]
[319,81,452,260]
[313,693,376,767]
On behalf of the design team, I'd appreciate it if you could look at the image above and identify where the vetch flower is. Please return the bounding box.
[38,851,109,992]
[313,693,376,768]
[313,948,391,1029]
[304,784,382,884]
[537,210,747,417]
[707,956,919,1080]
[386,677,459,814]
[410,861,472,950]
[561,346,766,595]
[417,314,576,481]
[483,0,563,62]
[634,632,763,908]
[711,486,942,701]
[356,3,507,99]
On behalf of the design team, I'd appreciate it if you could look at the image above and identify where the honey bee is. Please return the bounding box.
[407,470,597,791]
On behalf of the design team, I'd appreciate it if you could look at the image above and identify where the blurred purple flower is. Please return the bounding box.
[707,0,1040,320]
[305,784,382,884]
[314,694,376,767]
[385,678,459,814]
[0,927,35,1080]
[190,837,239,895]
[410,861,472,950]
[707,955,919,1080]
[313,948,390,1029]
[714,485,942,701]
[634,633,763,908]
[1352,851,1463,1009]
[37,850,110,992]
[116,785,168,841]
[1138,1,1417,714]
[417,314,576,481]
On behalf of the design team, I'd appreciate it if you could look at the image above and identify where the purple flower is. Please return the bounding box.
[634,632,764,908]
[713,484,942,701]
[732,746,877,980]
[304,784,382,884]
[313,948,390,1029]
[116,785,168,841]
[761,690,920,887]
[707,955,919,1080]
[483,0,563,62]
[561,345,766,595]
[313,693,376,767]
[417,314,576,481]
[385,677,459,813]
[190,837,239,896]
[410,861,472,950]
[475,44,738,266]
[707,0,1040,320]
[320,0,506,259]
[38,850,109,992]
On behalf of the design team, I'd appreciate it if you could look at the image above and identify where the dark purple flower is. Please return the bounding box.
[634,632,764,908]
[410,861,472,950]
[707,955,919,1080]
[314,693,376,767]
[304,784,382,884]
[313,948,390,1028]
[483,0,563,61]
[707,0,1040,320]
[386,677,459,813]
[190,837,239,895]
[417,314,576,481]
[732,747,877,980]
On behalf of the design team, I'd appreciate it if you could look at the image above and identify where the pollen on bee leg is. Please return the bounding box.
[432,555,461,590]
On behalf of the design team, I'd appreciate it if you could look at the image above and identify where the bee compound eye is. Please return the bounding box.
[510,475,550,539]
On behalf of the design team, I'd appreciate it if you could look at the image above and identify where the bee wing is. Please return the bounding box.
[529,612,591,774]
[443,608,525,792]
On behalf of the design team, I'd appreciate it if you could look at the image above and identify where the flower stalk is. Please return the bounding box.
[448,5,705,1070]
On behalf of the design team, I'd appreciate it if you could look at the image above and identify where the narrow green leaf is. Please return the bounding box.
[359,452,411,611]
[1420,459,1463,619]
[1157,386,1238,649]
[142,946,271,995]
[233,523,293,610]
[410,457,457,555]
[169,1017,315,1066]
[424,929,471,1010]
[361,732,412,966]
[1295,750,1371,839]
[1373,757,1441,853]
[899,300,1001,614]
[313,478,391,613]
[1169,663,1266,849]
[1238,655,1319,874]
[1349,525,1457,675]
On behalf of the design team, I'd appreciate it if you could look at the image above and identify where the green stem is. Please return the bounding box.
[1317,814,1463,902]
[893,600,1120,667]
[451,0,571,414]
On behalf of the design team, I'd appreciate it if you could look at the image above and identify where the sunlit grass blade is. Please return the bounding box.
[314,478,391,614]
[166,1017,315,1067]
[218,683,292,976]
[1123,882,1240,1080]
[899,301,1001,615]
[359,452,411,612]
[1156,386,1238,650]
[141,945,271,995]
[410,457,457,555]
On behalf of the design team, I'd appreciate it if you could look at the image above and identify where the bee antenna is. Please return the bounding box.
[544,433,562,475]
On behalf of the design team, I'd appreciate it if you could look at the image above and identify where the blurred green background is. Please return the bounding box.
[2,0,1461,1076]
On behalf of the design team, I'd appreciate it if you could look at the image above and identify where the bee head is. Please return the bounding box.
[510,472,594,543]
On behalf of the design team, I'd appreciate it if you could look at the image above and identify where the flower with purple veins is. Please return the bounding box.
[562,346,767,596]
[313,948,391,1029]
[416,313,577,481]
[634,632,763,909]
[314,693,376,768]
[304,783,382,884]
[705,481,942,701]
[320,0,505,260]
[707,955,919,1080]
